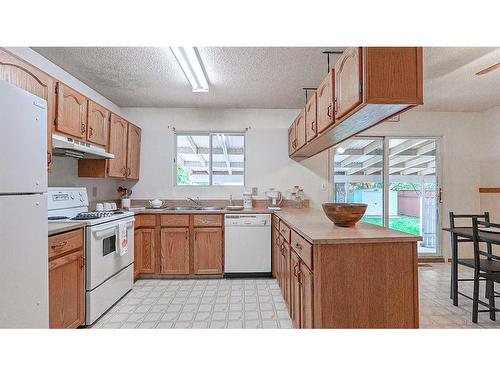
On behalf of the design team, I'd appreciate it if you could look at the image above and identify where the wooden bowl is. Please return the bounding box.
[322,203,368,227]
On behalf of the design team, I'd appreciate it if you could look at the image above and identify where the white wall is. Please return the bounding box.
[120,108,331,208]
[479,106,500,222]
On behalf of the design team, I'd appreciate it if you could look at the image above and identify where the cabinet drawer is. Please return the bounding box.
[136,214,156,227]
[193,214,222,227]
[272,215,280,230]
[48,229,83,260]
[279,221,291,243]
[161,214,189,227]
[291,230,313,270]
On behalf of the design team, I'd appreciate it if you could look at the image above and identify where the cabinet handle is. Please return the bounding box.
[126,167,131,177]
[80,123,86,135]
[327,104,332,118]
[51,241,68,249]
[80,256,86,269]
[121,166,127,176]
[294,243,303,250]
[293,263,299,277]
[311,120,315,131]
[89,127,94,137]
[298,270,303,285]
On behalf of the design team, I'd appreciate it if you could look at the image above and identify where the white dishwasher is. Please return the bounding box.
[224,214,272,277]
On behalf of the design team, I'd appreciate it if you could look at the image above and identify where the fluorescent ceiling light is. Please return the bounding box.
[170,47,209,93]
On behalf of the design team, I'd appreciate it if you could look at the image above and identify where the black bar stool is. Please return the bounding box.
[471,218,500,323]
[449,212,491,305]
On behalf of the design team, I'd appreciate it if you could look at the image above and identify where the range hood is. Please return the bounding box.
[52,134,114,159]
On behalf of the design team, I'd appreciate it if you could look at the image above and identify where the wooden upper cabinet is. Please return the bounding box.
[334,47,363,120]
[193,227,223,275]
[87,100,109,147]
[0,49,56,171]
[288,122,297,156]
[294,109,306,150]
[305,93,317,142]
[160,228,190,275]
[107,114,128,178]
[316,69,335,133]
[55,82,88,139]
[126,123,141,180]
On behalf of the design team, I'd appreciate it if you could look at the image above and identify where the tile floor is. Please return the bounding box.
[92,278,293,329]
[91,263,500,329]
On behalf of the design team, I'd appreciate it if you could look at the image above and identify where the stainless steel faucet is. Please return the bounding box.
[229,194,234,206]
[187,196,202,207]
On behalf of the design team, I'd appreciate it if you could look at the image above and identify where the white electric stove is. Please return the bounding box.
[48,187,135,325]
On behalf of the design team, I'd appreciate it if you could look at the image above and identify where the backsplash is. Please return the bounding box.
[48,156,135,202]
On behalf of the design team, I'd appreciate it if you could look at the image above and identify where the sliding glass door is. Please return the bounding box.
[333,136,441,256]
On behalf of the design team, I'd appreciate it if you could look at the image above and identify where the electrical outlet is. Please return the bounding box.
[92,186,97,197]
[321,182,327,191]
[252,187,258,195]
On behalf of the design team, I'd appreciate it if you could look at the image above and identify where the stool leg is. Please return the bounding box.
[472,271,480,323]
[487,280,496,321]
[452,234,459,306]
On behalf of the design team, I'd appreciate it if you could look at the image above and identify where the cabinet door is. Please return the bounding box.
[0,49,56,171]
[193,227,223,275]
[290,250,301,328]
[272,226,280,278]
[299,263,314,329]
[49,250,84,328]
[55,82,88,139]
[305,93,317,142]
[335,47,363,120]
[126,123,141,180]
[136,228,155,274]
[282,241,291,312]
[87,100,109,146]
[160,228,189,275]
[295,109,306,150]
[317,69,335,133]
[107,114,128,178]
[133,229,140,279]
[288,122,297,156]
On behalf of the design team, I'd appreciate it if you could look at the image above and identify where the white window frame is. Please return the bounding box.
[173,131,246,187]
[331,135,443,257]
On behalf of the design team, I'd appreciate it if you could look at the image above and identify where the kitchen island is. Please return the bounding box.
[273,208,421,328]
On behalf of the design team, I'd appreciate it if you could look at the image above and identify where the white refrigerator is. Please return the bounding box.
[0,80,49,328]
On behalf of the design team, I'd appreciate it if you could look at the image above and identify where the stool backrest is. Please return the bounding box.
[472,218,500,269]
[449,212,490,229]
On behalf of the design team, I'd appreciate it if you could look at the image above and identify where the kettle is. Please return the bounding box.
[149,198,163,208]
[265,189,283,209]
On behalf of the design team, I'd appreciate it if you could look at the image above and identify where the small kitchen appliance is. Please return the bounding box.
[243,191,253,209]
[48,187,135,325]
[265,188,283,210]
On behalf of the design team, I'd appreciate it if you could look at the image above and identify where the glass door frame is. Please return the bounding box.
[332,135,443,257]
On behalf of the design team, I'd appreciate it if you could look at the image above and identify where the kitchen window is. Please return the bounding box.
[175,132,245,186]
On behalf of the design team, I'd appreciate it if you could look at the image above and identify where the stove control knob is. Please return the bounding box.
[80,197,84,202]
[70,193,75,199]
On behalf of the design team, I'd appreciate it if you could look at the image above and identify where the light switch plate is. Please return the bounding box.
[252,187,258,195]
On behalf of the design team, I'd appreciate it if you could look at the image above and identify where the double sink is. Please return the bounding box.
[164,206,225,211]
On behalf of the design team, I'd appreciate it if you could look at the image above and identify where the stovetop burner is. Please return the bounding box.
[71,211,125,220]
[48,216,70,221]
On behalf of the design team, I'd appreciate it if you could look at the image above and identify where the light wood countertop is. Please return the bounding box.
[275,208,422,244]
[48,222,85,236]
[133,207,275,215]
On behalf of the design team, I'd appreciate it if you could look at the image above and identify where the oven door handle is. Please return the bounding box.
[91,227,117,240]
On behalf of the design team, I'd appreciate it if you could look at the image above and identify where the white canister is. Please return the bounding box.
[243,192,253,209]
[121,198,131,210]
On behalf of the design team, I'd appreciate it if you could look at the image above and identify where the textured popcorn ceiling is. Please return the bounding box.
[32,47,500,111]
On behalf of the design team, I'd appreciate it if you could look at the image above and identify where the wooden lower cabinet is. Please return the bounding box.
[290,250,301,328]
[48,229,84,329]
[271,226,280,277]
[193,227,223,275]
[299,262,314,329]
[135,228,156,274]
[160,227,190,275]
